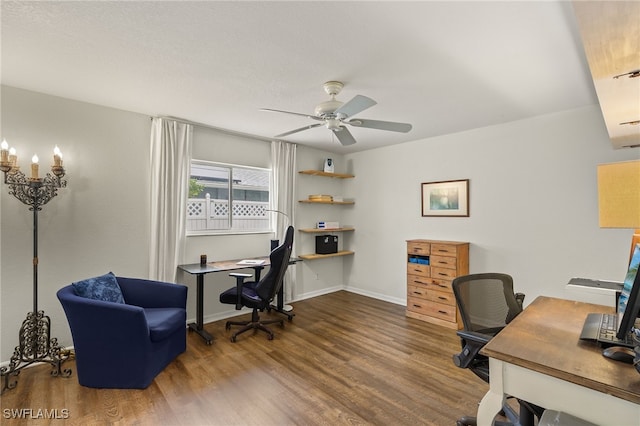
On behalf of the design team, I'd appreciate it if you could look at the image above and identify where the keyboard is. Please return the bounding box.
[579,313,637,349]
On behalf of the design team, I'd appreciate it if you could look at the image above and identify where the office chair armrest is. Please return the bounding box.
[453,330,491,369]
[456,330,491,345]
[229,272,253,310]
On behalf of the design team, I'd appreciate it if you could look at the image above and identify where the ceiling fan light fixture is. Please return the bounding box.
[314,99,343,117]
[326,118,342,131]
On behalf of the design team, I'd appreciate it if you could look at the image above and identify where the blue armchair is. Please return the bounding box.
[57,275,187,389]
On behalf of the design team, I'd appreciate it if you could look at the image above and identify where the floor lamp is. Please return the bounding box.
[597,160,640,265]
[0,140,72,394]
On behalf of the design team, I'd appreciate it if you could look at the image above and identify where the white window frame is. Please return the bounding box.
[187,160,273,236]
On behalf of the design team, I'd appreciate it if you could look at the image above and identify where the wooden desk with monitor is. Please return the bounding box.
[478,296,640,426]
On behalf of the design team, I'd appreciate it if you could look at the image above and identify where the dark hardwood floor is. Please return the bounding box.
[0,291,487,425]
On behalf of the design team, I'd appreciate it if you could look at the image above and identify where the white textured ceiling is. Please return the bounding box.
[1,1,598,154]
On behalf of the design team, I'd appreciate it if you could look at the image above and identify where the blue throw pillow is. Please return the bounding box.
[72,272,125,304]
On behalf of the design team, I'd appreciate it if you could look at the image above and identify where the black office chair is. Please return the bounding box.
[452,273,544,426]
[219,226,294,342]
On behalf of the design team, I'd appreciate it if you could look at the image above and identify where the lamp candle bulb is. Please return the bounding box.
[31,154,39,179]
[0,139,8,163]
[9,147,17,167]
[53,145,63,167]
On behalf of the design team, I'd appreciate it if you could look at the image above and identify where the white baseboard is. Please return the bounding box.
[342,285,405,306]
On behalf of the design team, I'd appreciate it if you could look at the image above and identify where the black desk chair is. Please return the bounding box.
[219,226,294,342]
[452,273,544,426]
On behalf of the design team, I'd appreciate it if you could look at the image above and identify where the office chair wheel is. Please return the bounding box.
[230,335,237,343]
[456,416,476,426]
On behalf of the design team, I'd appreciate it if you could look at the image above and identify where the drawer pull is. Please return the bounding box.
[438,296,447,300]
[438,310,448,314]
[438,272,448,276]
[415,281,426,285]
[413,304,422,308]
[413,291,423,295]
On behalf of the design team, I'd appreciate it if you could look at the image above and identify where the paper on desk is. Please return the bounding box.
[236,259,265,266]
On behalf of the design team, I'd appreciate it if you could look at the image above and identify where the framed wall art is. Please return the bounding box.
[421,179,469,217]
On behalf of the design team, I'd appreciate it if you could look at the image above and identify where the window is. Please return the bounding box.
[187,160,271,234]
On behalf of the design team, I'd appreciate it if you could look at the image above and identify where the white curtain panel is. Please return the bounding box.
[271,140,297,302]
[149,118,193,282]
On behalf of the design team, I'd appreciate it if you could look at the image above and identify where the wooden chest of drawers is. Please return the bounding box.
[406,239,469,329]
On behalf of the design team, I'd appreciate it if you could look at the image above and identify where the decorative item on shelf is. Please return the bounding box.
[316,221,340,229]
[0,139,72,394]
[315,235,338,254]
[323,158,334,173]
[308,194,333,202]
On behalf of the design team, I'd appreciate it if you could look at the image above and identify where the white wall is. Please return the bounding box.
[1,86,150,362]
[343,105,639,306]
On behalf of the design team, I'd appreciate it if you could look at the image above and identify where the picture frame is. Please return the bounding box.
[421,179,469,217]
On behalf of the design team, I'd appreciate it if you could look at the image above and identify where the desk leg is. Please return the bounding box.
[187,274,214,345]
[253,266,264,281]
[477,358,506,426]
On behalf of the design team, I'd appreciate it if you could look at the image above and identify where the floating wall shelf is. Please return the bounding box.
[299,199,354,205]
[298,170,354,179]
[299,227,355,233]
[298,250,354,261]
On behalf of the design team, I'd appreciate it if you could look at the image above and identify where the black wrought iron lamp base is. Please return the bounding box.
[0,310,72,394]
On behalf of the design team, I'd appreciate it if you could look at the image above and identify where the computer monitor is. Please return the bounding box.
[615,243,640,340]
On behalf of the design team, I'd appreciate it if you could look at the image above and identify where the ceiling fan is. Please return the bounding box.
[261,81,412,146]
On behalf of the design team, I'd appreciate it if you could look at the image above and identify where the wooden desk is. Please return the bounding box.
[178,256,300,344]
[477,296,640,426]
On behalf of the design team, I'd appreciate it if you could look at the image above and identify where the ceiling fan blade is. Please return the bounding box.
[260,108,324,121]
[347,118,412,133]
[334,95,377,118]
[332,126,357,146]
[275,123,323,138]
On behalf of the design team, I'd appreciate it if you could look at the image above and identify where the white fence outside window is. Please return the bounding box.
[187,194,270,232]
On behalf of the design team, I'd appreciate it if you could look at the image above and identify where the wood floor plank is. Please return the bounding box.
[0,291,487,425]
